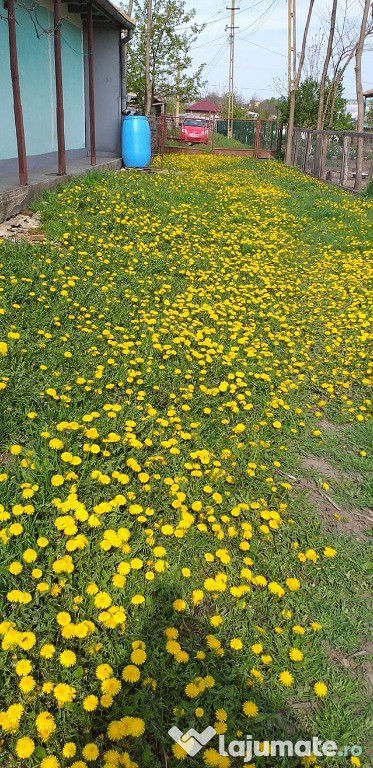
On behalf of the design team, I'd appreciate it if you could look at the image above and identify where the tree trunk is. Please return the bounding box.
[317,0,338,131]
[327,80,338,128]
[355,0,370,191]
[285,0,315,165]
[145,0,152,116]
[313,0,338,178]
[124,0,134,100]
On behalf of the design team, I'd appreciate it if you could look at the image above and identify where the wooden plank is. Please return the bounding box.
[340,135,351,187]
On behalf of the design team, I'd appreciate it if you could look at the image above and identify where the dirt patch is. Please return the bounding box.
[326,642,373,696]
[287,698,312,711]
[305,485,371,537]
[293,459,372,537]
[317,418,338,433]
[0,210,44,242]
[301,455,362,484]
[297,454,370,537]
[0,452,14,468]
[302,455,347,482]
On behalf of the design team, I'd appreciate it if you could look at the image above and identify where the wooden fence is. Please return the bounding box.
[291,127,373,191]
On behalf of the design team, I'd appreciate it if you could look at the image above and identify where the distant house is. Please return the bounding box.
[186,99,222,119]
[0,0,135,183]
[363,88,373,122]
[347,94,373,129]
[346,99,359,122]
[127,92,167,116]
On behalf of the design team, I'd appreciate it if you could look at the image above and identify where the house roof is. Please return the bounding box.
[186,98,221,113]
[363,88,373,98]
[67,0,135,28]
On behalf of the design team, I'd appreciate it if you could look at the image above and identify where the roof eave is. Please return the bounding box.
[91,0,135,27]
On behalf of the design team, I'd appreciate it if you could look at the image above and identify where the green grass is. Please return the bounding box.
[165,132,252,151]
[0,155,372,768]
[213,133,252,150]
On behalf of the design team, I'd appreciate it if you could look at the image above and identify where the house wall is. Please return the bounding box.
[0,0,85,165]
[185,111,221,121]
[87,24,121,156]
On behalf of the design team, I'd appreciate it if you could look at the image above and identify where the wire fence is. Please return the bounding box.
[154,116,284,158]
[291,128,373,192]
[216,119,280,152]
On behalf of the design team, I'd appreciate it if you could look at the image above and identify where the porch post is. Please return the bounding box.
[7,0,28,185]
[54,0,66,175]
[87,3,96,165]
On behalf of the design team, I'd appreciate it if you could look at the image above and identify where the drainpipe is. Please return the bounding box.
[120,27,133,114]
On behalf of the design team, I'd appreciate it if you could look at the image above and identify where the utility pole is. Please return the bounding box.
[226,1,239,139]
[145,0,152,116]
[288,0,296,96]
[175,63,181,127]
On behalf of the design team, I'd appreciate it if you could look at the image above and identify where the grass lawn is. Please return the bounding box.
[166,132,250,151]
[0,155,372,768]
[213,133,252,150]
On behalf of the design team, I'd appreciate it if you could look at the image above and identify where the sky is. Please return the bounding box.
[183,0,373,102]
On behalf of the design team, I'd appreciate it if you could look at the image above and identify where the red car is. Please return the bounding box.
[180,118,208,144]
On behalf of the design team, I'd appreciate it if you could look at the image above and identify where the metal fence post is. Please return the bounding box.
[254,119,262,158]
[276,122,283,154]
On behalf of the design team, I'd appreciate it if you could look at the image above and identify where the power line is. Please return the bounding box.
[174,0,270,32]
[191,34,226,51]
[238,0,280,35]
[236,36,287,57]
[203,42,230,76]
[190,0,281,49]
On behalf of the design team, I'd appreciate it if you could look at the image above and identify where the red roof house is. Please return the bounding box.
[186,98,222,117]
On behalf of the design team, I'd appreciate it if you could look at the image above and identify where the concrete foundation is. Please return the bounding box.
[0,155,121,222]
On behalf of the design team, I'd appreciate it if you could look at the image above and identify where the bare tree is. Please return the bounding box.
[355,0,371,190]
[316,0,338,131]
[327,44,357,127]
[303,32,325,81]
[285,0,315,165]
[320,0,373,128]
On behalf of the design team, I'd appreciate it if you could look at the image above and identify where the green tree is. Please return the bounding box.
[277,77,354,129]
[126,0,206,113]
[221,92,247,119]
[258,97,278,119]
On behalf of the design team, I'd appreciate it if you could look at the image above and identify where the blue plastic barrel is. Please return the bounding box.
[122,115,151,168]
